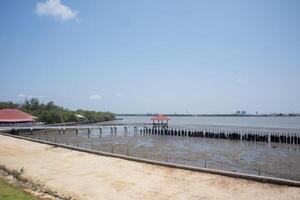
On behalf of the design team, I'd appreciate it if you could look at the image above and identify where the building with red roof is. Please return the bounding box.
[151,115,170,121]
[0,109,37,125]
[151,115,170,128]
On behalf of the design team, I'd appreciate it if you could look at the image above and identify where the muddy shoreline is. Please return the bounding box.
[19,128,300,181]
[0,135,299,200]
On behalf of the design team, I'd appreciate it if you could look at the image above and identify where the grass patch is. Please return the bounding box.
[0,178,38,200]
[0,165,70,200]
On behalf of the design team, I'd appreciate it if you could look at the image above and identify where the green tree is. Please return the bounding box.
[0,98,115,124]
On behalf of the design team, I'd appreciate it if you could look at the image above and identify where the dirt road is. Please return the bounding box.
[0,135,299,200]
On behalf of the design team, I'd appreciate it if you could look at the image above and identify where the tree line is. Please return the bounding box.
[0,98,115,124]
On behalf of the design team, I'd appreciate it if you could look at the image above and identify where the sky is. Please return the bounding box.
[0,0,300,114]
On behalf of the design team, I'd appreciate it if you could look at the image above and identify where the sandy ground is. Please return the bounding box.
[0,135,299,200]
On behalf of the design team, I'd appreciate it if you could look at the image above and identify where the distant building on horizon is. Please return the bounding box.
[235,110,247,115]
[241,111,246,115]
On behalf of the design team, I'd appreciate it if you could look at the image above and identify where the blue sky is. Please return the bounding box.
[0,0,299,114]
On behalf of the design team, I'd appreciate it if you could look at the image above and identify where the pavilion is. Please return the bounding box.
[0,109,37,126]
[151,115,170,128]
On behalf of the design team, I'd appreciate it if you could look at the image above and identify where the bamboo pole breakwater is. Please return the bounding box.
[141,127,300,145]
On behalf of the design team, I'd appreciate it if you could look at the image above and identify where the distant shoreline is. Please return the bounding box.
[117,114,300,117]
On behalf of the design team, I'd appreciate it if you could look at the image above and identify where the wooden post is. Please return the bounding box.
[88,127,91,138]
[134,127,138,136]
[114,127,117,136]
[99,127,102,138]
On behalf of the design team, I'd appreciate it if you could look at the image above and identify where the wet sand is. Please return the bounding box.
[0,135,299,200]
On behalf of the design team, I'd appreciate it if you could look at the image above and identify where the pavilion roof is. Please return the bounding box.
[0,109,36,122]
[151,115,170,121]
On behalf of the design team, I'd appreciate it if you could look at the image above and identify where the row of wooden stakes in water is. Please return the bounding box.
[137,127,300,144]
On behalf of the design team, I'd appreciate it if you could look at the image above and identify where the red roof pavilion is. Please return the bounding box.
[0,109,37,123]
[151,115,170,121]
[151,115,170,128]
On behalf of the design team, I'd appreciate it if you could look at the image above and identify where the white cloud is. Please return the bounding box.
[88,94,102,100]
[115,93,124,97]
[18,93,34,99]
[36,0,77,21]
[235,77,245,83]
[18,94,26,98]
[18,94,46,100]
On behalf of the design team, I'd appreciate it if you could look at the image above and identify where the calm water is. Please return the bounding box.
[117,116,300,130]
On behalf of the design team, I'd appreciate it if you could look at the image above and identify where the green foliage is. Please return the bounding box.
[0,98,115,124]
[76,110,115,123]
[0,179,38,200]
[0,102,18,109]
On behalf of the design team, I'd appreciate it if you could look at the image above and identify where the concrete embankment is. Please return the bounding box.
[0,135,299,200]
